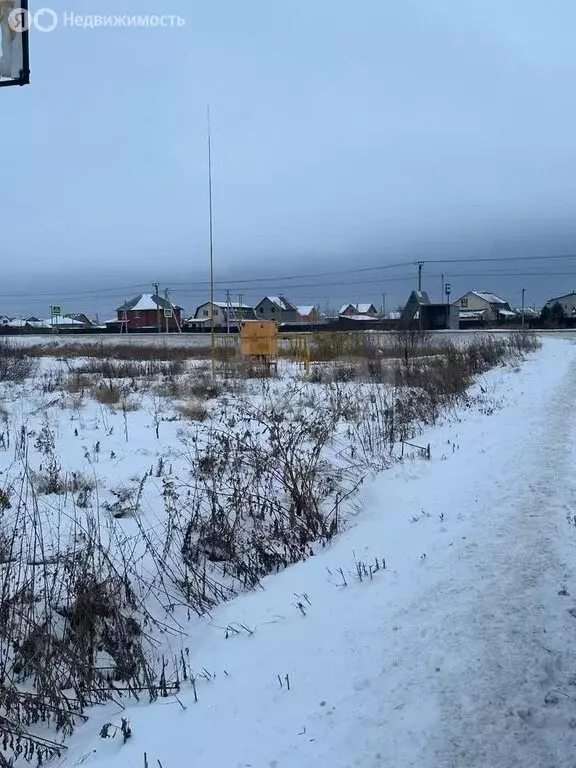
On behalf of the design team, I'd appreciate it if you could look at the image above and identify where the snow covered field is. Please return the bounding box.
[1,334,575,767]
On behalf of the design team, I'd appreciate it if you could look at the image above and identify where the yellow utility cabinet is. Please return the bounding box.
[240,320,278,359]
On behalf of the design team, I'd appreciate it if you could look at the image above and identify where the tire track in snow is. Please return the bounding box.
[428,349,576,768]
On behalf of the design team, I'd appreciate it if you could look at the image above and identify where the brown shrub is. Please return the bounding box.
[77,358,184,378]
[63,372,91,394]
[91,383,122,405]
[177,402,210,421]
[26,340,238,363]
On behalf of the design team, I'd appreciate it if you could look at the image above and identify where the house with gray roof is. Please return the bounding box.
[255,296,299,324]
[545,292,576,317]
[452,291,512,323]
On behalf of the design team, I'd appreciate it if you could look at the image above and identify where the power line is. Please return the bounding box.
[2,268,576,307]
[5,254,576,309]
[9,252,574,299]
[164,252,576,288]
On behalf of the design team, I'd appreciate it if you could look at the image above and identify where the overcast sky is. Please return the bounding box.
[5,0,576,317]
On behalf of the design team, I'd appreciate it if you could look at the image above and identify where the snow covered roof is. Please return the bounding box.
[386,311,401,319]
[3,318,26,327]
[261,296,296,312]
[472,291,508,305]
[342,314,377,322]
[498,309,517,317]
[459,309,488,320]
[297,306,316,316]
[117,294,183,312]
[212,301,253,309]
[46,316,85,326]
[514,307,538,316]
[339,303,376,315]
[546,292,576,304]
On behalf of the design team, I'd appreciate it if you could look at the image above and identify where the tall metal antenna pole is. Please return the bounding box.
[154,282,161,333]
[207,105,216,374]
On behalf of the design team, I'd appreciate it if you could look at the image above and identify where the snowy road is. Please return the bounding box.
[63,338,576,768]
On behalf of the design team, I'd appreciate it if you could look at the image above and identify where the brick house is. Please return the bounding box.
[296,305,321,322]
[115,294,183,331]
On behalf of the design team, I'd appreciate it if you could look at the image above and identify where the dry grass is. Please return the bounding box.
[63,372,91,394]
[90,383,122,405]
[33,467,96,496]
[155,369,224,401]
[0,339,37,382]
[76,358,185,378]
[177,402,210,421]
[284,329,441,364]
[26,340,237,362]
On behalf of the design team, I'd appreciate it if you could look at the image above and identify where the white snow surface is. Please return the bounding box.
[472,291,509,305]
[54,338,576,767]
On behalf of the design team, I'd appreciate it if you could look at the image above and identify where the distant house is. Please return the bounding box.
[64,313,98,328]
[400,290,459,330]
[452,291,513,323]
[41,314,99,331]
[114,294,183,331]
[46,316,87,330]
[24,317,52,329]
[3,317,54,332]
[254,296,298,324]
[339,303,378,317]
[188,301,256,330]
[545,292,576,317]
[296,305,321,323]
[514,307,538,319]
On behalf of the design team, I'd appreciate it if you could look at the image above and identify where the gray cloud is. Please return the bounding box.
[4,0,576,316]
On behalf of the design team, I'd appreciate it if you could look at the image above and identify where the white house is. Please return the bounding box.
[188,301,257,330]
[452,291,513,323]
[545,292,576,316]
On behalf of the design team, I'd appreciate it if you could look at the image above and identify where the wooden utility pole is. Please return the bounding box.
[521,288,526,330]
[164,288,170,333]
[170,292,182,333]
[226,289,231,334]
[120,301,129,335]
[417,262,424,292]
